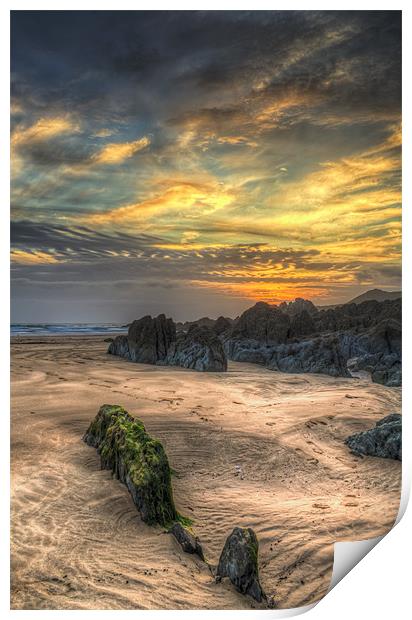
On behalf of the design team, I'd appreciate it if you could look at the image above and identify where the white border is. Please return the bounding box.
[2,3,410,619]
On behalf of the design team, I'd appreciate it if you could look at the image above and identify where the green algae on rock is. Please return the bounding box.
[83,404,182,526]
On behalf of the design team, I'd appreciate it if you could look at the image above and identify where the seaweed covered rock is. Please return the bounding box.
[216,527,264,602]
[166,325,227,371]
[345,413,402,460]
[83,404,181,525]
[169,522,205,560]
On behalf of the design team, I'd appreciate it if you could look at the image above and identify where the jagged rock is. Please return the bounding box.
[108,315,227,372]
[176,316,217,333]
[127,314,176,364]
[288,309,317,338]
[83,404,182,525]
[315,298,401,333]
[216,527,264,602]
[371,365,401,387]
[169,522,205,560]
[166,325,227,371]
[279,297,318,316]
[224,339,270,365]
[108,314,175,364]
[108,334,130,357]
[213,316,233,335]
[224,298,401,386]
[345,414,401,460]
[268,334,350,377]
[376,413,401,426]
[230,302,290,344]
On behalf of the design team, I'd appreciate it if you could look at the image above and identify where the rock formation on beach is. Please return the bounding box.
[345,413,402,460]
[83,404,182,526]
[169,522,205,560]
[108,314,175,364]
[108,314,228,372]
[176,316,234,333]
[106,295,401,384]
[165,325,227,372]
[222,297,401,386]
[216,527,264,602]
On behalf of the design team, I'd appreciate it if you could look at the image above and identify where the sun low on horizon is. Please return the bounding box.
[10,10,401,323]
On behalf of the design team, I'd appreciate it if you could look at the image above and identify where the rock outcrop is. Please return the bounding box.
[345,413,402,460]
[83,404,183,525]
[169,522,205,560]
[166,325,227,371]
[223,298,401,385]
[108,315,227,372]
[213,316,233,335]
[108,314,175,364]
[216,527,264,602]
[279,297,318,316]
[230,301,291,344]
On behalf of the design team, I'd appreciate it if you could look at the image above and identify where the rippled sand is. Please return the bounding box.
[11,335,401,609]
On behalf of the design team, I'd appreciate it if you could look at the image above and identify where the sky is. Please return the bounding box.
[10,10,402,323]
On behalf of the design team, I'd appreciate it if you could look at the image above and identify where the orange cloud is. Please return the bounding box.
[92,136,150,165]
[11,250,59,265]
[84,179,234,227]
[11,116,79,147]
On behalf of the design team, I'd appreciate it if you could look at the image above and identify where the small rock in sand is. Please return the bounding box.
[216,527,265,602]
[169,523,205,561]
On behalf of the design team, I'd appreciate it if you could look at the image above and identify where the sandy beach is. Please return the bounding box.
[11,335,401,610]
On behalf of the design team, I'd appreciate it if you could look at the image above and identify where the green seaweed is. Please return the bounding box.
[84,404,188,527]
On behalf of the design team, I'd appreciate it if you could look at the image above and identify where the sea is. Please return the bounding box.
[11,324,128,336]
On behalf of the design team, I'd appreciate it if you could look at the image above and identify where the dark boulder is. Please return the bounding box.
[166,325,227,371]
[345,414,401,460]
[230,302,290,344]
[108,334,130,357]
[127,314,176,364]
[169,522,205,560]
[216,527,264,602]
[108,314,175,364]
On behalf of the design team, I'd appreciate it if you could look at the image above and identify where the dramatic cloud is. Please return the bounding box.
[10,10,401,321]
[92,136,151,165]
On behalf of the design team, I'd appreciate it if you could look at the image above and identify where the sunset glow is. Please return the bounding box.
[11,11,401,322]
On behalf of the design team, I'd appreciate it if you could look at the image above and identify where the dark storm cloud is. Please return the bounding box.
[11,220,162,257]
[11,11,401,122]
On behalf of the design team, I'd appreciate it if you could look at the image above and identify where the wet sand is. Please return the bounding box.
[11,335,401,610]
